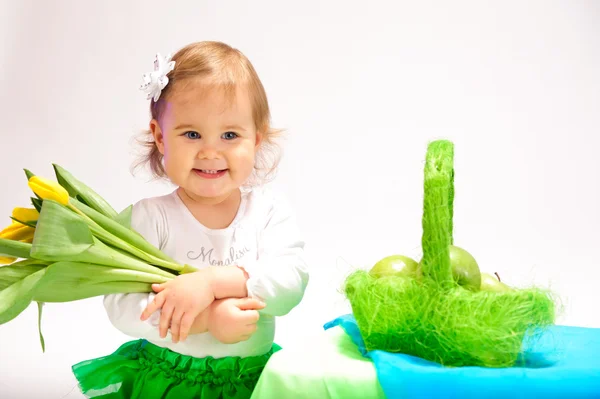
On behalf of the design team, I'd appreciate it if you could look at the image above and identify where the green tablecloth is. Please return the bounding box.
[251,326,386,399]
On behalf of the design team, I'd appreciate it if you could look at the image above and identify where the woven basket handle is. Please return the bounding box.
[420,140,455,288]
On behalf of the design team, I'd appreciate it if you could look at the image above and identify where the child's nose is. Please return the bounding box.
[197,143,220,159]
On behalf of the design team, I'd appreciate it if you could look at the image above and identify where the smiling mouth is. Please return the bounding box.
[193,169,228,178]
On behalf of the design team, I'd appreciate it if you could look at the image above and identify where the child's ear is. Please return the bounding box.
[150,119,165,154]
[255,130,263,149]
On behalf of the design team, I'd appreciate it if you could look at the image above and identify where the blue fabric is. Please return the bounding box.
[324,314,600,399]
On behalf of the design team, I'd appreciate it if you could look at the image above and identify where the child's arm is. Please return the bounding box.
[188,297,265,343]
[142,266,256,343]
[103,199,177,343]
[210,191,309,317]
[104,292,175,343]
[141,268,215,342]
[140,190,309,341]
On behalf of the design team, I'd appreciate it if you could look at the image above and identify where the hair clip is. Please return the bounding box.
[139,52,175,102]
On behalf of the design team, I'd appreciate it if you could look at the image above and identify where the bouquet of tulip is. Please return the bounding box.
[0,165,196,351]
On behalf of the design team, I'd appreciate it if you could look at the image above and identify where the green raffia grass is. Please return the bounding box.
[344,272,556,367]
[343,140,558,368]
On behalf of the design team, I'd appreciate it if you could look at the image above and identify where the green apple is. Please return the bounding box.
[448,245,481,291]
[369,255,419,278]
[418,245,481,291]
[480,272,512,292]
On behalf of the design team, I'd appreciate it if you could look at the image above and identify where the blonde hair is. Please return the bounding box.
[133,41,281,185]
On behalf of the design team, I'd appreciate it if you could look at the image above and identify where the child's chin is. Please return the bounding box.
[190,186,232,200]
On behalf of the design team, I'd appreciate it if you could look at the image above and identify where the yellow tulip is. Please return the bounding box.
[0,223,35,241]
[28,176,69,205]
[0,220,34,265]
[0,256,16,265]
[0,208,37,241]
[12,207,39,223]
[0,221,22,235]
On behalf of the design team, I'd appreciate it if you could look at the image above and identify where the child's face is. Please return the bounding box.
[151,83,261,202]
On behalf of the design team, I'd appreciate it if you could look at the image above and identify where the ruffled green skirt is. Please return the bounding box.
[72,339,281,399]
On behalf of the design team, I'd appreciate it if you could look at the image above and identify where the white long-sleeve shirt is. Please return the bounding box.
[103,185,309,358]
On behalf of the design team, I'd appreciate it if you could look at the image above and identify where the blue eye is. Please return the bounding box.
[184,131,200,139]
[222,131,238,140]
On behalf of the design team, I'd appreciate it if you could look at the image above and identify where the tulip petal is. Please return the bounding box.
[12,207,39,223]
[27,176,69,205]
[0,256,17,265]
[0,224,35,241]
[0,222,23,236]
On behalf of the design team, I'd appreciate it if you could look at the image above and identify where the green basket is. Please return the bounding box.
[344,140,556,368]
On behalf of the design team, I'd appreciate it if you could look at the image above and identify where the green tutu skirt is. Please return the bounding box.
[72,339,281,399]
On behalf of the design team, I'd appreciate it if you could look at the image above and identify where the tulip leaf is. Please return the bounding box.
[70,198,179,267]
[53,164,118,219]
[0,268,46,324]
[30,200,94,260]
[49,261,170,283]
[37,301,45,352]
[75,194,88,207]
[0,263,46,291]
[39,281,152,302]
[0,238,32,259]
[31,197,43,213]
[10,217,37,228]
[79,238,176,278]
[29,199,175,277]
[116,205,133,229]
[24,168,35,180]
[35,261,156,302]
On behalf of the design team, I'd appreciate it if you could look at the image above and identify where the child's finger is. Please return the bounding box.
[178,312,195,342]
[239,331,255,342]
[159,302,175,338]
[152,283,166,293]
[236,297,266,311]
[242,310,261,324]
[245,323,258,334]
[170,308,185,343]
[140,293,165,321]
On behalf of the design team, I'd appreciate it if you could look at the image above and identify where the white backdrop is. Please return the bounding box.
[1,1,599,397]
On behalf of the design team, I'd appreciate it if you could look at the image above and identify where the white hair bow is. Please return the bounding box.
[139,53,176,102]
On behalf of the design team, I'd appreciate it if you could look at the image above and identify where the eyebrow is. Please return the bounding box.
[173,124,195,130]
[223,124,247,132]
[172,124,247,132]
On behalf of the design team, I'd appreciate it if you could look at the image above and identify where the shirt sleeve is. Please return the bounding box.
[244,190,309,317]
[102,198,172,342]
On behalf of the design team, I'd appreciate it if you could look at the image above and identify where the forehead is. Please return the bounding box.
[162,82,254,127]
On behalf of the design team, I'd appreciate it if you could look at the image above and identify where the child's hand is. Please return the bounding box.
[188,307,210,335]
[208,297,266,344]
[140,269,215,343]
